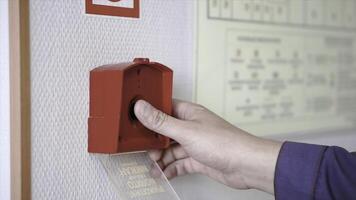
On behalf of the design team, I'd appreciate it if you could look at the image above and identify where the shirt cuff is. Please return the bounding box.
[274,141,327,200]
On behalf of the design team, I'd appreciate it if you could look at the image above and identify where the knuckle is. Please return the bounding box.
[189,104,207,119]
[194,104,206,112]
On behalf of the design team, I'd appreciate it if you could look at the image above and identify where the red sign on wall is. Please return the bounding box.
[85,0,140,18]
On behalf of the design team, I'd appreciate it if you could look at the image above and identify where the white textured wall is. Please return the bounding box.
[29,0,193,199]
[0,0,10,200]
[29,1,356,200]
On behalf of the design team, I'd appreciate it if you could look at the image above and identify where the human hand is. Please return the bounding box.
[134,99,282,194]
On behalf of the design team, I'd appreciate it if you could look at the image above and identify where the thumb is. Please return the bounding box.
[134,100,188,143]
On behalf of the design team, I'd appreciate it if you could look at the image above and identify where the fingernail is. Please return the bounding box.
[165,172,172,180]
[134,100,148,118]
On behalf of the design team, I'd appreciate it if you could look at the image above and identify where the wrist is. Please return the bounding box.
[230,130,282,194]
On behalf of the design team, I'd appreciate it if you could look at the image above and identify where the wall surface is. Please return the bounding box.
[29,0,193,199]
[29,1,356,200]
[0,0,10,199]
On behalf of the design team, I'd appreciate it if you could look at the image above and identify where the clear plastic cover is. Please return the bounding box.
[98,152,180,200]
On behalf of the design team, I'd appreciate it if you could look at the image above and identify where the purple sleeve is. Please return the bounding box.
[274,141,356,200]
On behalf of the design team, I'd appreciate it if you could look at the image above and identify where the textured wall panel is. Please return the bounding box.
[29,1,356,200]
[29,0,193,199]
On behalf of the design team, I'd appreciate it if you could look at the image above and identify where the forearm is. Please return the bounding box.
[229,131,282,194]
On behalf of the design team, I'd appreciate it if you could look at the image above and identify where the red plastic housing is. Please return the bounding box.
[88,58,172,154]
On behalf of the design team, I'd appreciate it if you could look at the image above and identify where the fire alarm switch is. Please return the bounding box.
[88,58,172,154]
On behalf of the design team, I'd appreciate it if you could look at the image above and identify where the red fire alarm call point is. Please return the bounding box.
[88,58,172,154]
